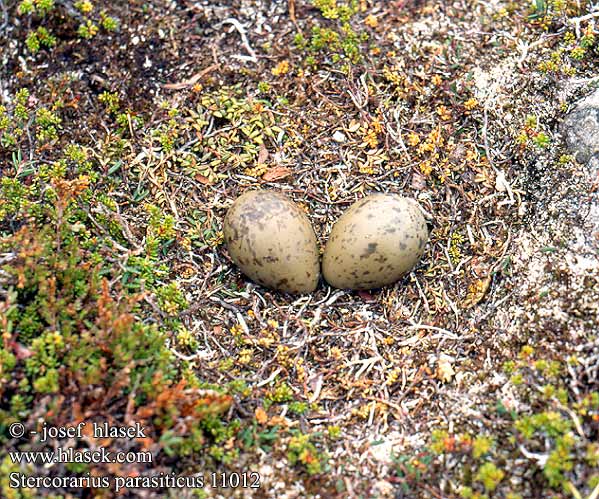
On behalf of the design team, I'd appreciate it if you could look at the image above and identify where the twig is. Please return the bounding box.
[482,107,515,205]
[255,368,282,388]
[0,0,8,33]
[169,346,213,362]
[569,11,599,38]
[518,444,548,467]
[407,322,457,339]
[163,64,219,90]
[221,18,258,63]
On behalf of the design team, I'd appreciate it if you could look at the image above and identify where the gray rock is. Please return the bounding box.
[561,88,599,164]
[560,88,599,252]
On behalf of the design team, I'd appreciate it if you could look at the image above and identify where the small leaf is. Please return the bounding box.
[257,143,269,164]
[437,355,455,383]
[262,166,292,182]
[255,407,268,424]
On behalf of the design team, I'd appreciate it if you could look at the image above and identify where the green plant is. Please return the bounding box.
[18,0,55,16]
[392,450,434,495]
[99,91,120,114]
[156,281,188,316]
[313,0,358,22]
[35,107,61,141]
[287,431,325,475]
[267,382,294,403]
[182,85,285,177]
[17,0,119,53]
[291,0,368,69]
[401,352,599,497]
[0,162,238,488]
[475,462,504,492]
[25,27,56,53]
[533,131,551,148]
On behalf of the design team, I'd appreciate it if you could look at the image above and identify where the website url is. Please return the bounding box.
[9,447,152,464]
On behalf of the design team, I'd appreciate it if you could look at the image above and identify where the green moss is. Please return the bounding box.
[35,107,62,141]
[100,12,118,31]
[327,425,341,440]
[0,161,239,481]
[287,431,325,475]
[430,428,450,454]
[312,0,358,22]
[532,131,551,148]
[288,401,309,414]
[475,462,504,492]
[1,456,36,499]
[0,348,17,375]
[267,382,294,403]
[17,0,35,15]
[472,436,494,459]
[99,91,121,114]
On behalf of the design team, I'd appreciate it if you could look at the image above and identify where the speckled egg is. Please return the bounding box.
[223,190,320,294]
[322,194,429,290]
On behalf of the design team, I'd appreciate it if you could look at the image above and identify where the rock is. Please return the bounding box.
[561,88,599,164]
[332,130,346,143]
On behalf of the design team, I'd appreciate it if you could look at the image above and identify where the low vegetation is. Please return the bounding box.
[1,0,597,497]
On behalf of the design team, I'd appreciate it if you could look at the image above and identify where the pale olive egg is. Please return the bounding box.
[322,194,429,290]
[223,190,320,294]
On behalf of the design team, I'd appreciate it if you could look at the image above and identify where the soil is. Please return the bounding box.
[1,1,598,498]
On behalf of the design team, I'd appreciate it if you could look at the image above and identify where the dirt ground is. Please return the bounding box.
[1,1,598,498]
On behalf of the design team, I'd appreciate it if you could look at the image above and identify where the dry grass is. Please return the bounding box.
[1,0,598,497]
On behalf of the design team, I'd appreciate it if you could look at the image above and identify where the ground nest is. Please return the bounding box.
[1,1,598,498]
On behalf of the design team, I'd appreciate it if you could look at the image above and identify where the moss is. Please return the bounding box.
[475,462,504,492]
[405,349,598,497]
[0,160,239,486]
[1,0,598,495]
[472,436,494,459]
[287,431,326,475]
